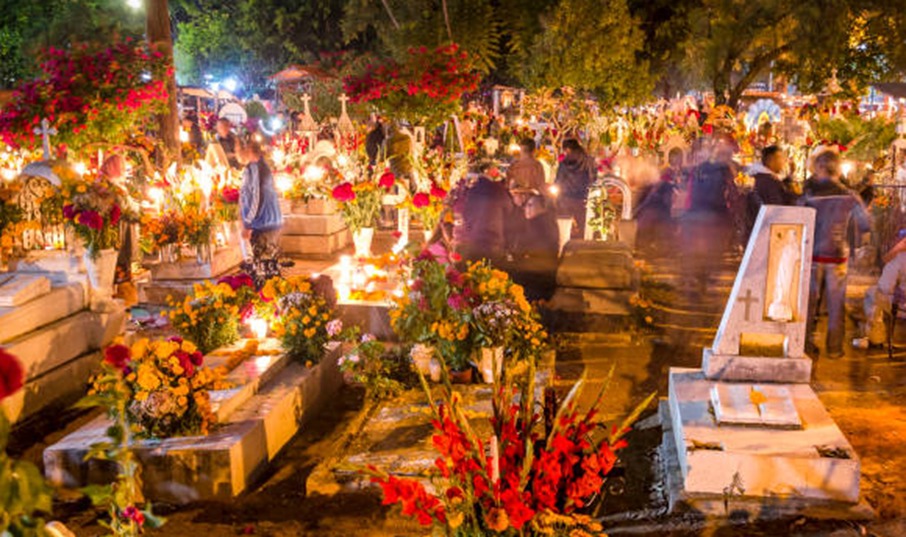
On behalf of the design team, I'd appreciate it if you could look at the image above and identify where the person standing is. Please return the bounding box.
[636,148,682,255]
[507,138,547,193]
[800,150,871,358]
[216,118,242,169]
[554,138,597,238]
[751,145,796,206]
[681,138,739,291]
[451,161,514,267]
[239,141,283,262]
[365,118,385,166]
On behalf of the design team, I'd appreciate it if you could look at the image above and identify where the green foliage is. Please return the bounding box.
[244,100,269,121]
[0,414,53,537]
[76,375,166,536]
[811,113,898,163]
[523,0,652,105]
[339,338,415,401]
[173,10,243,86]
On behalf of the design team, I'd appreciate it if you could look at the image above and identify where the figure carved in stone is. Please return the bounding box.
[767,229,800,322]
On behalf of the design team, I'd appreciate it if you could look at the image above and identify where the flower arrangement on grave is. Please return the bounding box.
[0,349,55,536]
[166,276,258,354]
[140,210,183,251]
[86,339,229,439]
[61,174,125,258]
[390,245,547,374]
[0,182,24,256]
[368,363,655,534]
[338,331,416,401]
[585,185,617,242]
[331,170,390,232]
[406,181,448,235]
[0,39,170,155]
[213,185,240,223]
[344,44,480,129]
[258,275,338,363]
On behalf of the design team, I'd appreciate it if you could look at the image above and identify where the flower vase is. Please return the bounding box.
[476,347,504,384]
[449,368,474,384]
[221,221,233,244]
[83,248,117,298]
[352,227,374,258]
[196,242,212,265]
[423,229,433,243]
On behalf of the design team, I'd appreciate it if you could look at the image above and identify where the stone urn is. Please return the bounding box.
[83,248,117,297]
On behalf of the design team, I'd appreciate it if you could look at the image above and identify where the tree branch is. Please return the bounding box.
[380,0,401,30]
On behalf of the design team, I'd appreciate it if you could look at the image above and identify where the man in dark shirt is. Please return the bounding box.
[752,145,796,206]
[215,118,241,169]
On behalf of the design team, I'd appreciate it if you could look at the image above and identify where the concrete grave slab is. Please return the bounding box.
[44,343,344,504]
[149,245,242,281]
[0,283,86,343]
[0,274,51,307]
[710,382,801,428]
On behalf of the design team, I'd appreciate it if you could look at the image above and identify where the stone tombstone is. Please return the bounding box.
[584,175,633,242]
[702,205,816,383]
[14,165,66,251]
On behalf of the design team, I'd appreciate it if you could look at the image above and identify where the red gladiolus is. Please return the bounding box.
[429,184,447,199]
[378,170,395,190]
[412,192,430,208]
[0,348,24,401]
[121,506,145,526]
[331,182,355,202]
[104,344,131,370]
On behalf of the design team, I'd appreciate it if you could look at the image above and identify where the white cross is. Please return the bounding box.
[338,93,350,117]
[301,93,312,117]
[34,118,57,160]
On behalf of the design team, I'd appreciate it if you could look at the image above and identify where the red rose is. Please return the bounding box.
[412,192,430,208]
[429,184,447,199]
[104,344,131,370]
[0,348,24,401]
[331,182,356,202]
[122,506,145,527]
[221,187,240,204]
[378,170,395,190]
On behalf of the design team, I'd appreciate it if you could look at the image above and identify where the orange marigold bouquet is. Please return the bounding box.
[87,338,230,438]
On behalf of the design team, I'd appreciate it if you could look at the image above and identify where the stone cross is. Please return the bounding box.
[337,93,354,136]
[301,93,312,117]
[338,93,349,117]
[34,119,57,161]
[738,289,759,322]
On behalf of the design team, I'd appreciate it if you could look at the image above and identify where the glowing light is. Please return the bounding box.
[303,165,326,183]
[126,0,142,9]
[223,78,239,93]
[337,284,351,302]
[269,117,283,131]
[1,168,15,181]
[254,134,263,143]
[179,129,189,143]
[272,147,286,163]
[508,142,521,155]
[198,172,214,198]
[275,173,294,194]
[336,154,350,168]
[548,184,560,197]
[73,162,87,176]
[841,161,853,177]
[249,317,268,339]
[148,186,164,207]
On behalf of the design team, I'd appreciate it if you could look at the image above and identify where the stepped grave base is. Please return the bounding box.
[44,341,343,504]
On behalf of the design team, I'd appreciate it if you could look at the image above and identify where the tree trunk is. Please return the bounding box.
[146,0,180,167]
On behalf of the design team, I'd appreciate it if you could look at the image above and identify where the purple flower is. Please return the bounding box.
[326,319,343,337]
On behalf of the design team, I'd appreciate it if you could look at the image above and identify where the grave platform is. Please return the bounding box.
[665,368,860,504]
[702,349,813,384]
[281,212,350,257]
[307,369,552,497]
[139,245,243,305]
[0,281,126,424]
[44,342,344,504]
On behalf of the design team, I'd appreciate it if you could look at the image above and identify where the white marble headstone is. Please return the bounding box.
[703,205,816,383]
[0,274,51,307]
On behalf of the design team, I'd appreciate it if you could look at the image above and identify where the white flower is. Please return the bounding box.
[361,333,376,343]
[347,353,361,364]
[326,319,343,337]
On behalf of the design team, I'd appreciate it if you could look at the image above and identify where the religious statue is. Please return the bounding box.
[767,229,800,322]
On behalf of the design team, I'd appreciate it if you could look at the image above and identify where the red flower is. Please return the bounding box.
[109,204,122,226]
[104,344,131,370]
[77,210,103,230]
[121,506,145,526]
[412,192,430,208]
[221,187,239,204]
[331,182,355,202]
[378,170,395,190]
[62,204,76,220]
[0,348,24,402]
[429,184,447,199]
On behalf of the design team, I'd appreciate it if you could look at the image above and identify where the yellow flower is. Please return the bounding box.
[308,306,318,316]
[135,390,149,402]
[181,341,197,354]
[131,338,150,358]
[302,315,311,324]
[177,396,188,407]
[303,327,316,338]
[136,363,161,391]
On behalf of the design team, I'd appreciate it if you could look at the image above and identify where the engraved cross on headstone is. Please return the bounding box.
[338,93,350,117]
[738,289,759,322]
[34,118,57,161]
